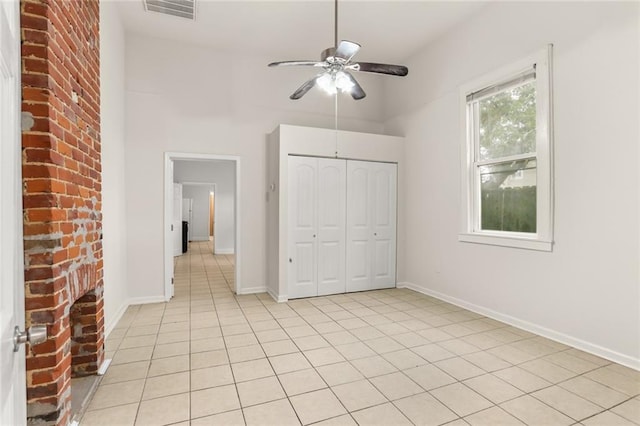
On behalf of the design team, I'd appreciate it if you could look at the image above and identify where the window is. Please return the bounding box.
[459,46,553,251]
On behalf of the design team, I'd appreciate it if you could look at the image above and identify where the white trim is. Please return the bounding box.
[459,45,554,250]
[397,282,640,371]
[104,301,129,339]
[97,358,112,376]
[164,152,241,299]
[267,287,288,303]
[214,248,235,255]
[236,286,267,295]
[127,296,166,305]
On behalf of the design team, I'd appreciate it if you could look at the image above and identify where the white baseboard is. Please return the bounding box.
[267,287,288,303]
[397,282,640,371]
[237,286,267,295]
[104,302,129,339]
[127,296,167,305]
[191,236,211,242]
[98,358,112,375]
[214,248,235,255]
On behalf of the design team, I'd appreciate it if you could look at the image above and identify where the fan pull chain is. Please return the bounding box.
[334,0,338,48]
[334,93,338,158]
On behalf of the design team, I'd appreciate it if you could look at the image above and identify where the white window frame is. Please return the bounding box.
[459,46,554,251]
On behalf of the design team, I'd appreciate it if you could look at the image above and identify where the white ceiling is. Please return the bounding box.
[115,0,487,64]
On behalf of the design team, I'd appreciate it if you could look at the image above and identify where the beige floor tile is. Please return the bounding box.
[435,357,486,381]
[81,403,138,426]
[190,326,222,340]
[269,352,312,374]
[191,364,234,390]
[391,331,430,348]
[493,366,552,393]
[87,379,145,410]
[404,364,456,391]
[112,346,155,365]
[136,392,190,425]
[351,402,413,425]
[312,414,357,425]
[191,409,245,426]
[439,339,481,356]
[412,343,456,362]
[190,384,240,418]
[224,332,259,348]
[462,351,512,372]
[332,379,387,411]
[464,406,525,426]
[335,341,377,360]
[261,339,299,357]
[237,376,286,407]
[560,376,629,409]
[101,360,149,385]
[610,397,640,423]
[582,410,637,426]
[142,371,189,400]
[227,344,265,363]
[303,347,345,367]
[278,368,327,396]
[152,341,190,359]
[533,385,603,421]
[393,392,458,426]
[382,349,428,370]
[370,372,423,400]
[243,398,301,426]
[285,325,318,338]
[290,388,347,425]
[501,395,573,426]
[586,367,640,396]
[190,337,225,353]
[157,330,190,345]
[543,351,601,374]
[232,358,274,382]
[322,330,359,346]
[430,383,493,417]
[365,336,405,354]
[126,324,160,337]
[255,328,289,343]
[119,334,157,349]
[464,374,524,404]
[519,358,577,383]
[316,361,365,386]
[312,321,344,334]
[351,355,398,378]
[293,335,330,350]
[147,354,189,377]
[191,349,229,369]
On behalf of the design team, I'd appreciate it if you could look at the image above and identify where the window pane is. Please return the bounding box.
[479,81,536,161]
[480,159,536,233]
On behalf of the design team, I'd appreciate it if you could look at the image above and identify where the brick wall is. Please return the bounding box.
[20,0,103,424]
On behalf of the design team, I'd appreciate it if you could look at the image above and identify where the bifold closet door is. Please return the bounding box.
[346,161,397,292]
[288,156,346,299]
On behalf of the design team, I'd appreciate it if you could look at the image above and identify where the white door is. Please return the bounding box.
[346,161,397,292]
[173,183,182,256]
[316,159,346,296]
[370,163,397,289]
[0,0,27,423]
[288,157,317,299]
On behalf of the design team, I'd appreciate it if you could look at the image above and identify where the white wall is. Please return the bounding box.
[125,34,384,299]
[176,160,236,252]
[385,2,640,367]
[100,2,128,335]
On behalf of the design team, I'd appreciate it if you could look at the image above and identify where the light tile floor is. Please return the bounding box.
[81,242,640,425]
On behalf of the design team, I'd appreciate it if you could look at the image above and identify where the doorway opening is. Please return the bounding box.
[164,153,241,300]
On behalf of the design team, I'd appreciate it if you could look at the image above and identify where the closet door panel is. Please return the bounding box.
[346,161,373,292]
[371,163,397,289]
[317,159,346,296]
[288,157,318,299]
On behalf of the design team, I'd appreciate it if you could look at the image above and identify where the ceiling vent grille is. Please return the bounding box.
[143,0,195,20]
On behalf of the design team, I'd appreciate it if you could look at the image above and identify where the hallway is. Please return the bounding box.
[80,243,639,425]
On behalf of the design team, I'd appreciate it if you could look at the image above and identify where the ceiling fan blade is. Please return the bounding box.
[268,60,324,68]
[352,62,408,76]
[290,76,318,100]
[334,40,360,61]
[344,72,366,100]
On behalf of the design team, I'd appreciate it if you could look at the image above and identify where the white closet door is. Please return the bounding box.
[317,158,346,296]
[346,161,397,292]
[371,162,397,289]
[288,156,318,298]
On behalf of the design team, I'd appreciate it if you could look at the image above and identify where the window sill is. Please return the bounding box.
[458,233,553,252]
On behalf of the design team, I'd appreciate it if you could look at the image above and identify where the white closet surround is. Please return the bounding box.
[267,125,403,302]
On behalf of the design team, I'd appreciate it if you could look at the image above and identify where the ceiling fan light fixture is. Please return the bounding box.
[317,71,354,96]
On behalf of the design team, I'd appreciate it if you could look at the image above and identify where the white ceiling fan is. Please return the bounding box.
[268,0,409,100]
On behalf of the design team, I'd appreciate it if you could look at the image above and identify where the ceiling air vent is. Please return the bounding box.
[144,0,195,20]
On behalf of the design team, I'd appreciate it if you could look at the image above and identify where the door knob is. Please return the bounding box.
[13,325,47,352]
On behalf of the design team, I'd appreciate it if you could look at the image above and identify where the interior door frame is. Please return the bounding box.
[164,153,241,300]
[181,182,216,246]
[0,0,27,422]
